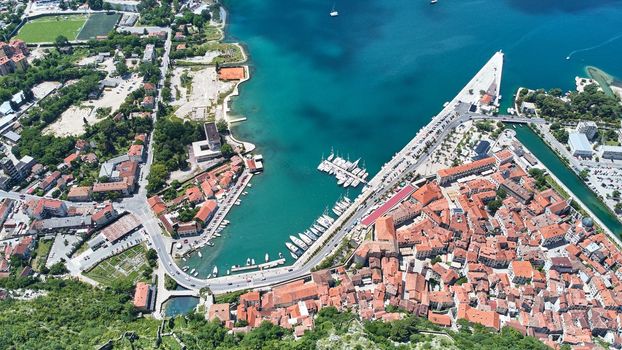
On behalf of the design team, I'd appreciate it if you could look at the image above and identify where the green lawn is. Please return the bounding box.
[15,15,88,43]
[84,245,149,286]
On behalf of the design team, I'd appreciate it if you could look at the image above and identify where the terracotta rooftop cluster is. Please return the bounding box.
[205,150,622,348]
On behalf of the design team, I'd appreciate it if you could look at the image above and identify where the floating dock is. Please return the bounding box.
[318,153,368,188]
[230,258,286,273]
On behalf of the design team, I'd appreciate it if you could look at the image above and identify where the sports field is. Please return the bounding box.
[15,13,120,43]
[77,13,121,41]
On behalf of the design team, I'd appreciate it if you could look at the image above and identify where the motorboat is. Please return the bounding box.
[309,226,320,235]
[286,242,300,254]
[322,214,335,224]
[305,229,318,240]
[213,266,218,277]
[291,251,299,260]
[246,257,251,265]
[332,207,343,216]
[265,253,269,262]
[197,251,203,258]
[299,232,313,245]
[290,235,308,250]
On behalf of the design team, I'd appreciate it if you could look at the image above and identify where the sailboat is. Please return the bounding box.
[330,3,339,16]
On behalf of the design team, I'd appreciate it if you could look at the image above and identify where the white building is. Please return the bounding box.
[576,121,598,140]
[142,44,155,63]
[601,145,622,160]
[568,132,592,158]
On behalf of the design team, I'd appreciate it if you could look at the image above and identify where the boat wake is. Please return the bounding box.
[566,32,622,60]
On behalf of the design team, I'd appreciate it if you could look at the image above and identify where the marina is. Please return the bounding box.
[317,151,368,188]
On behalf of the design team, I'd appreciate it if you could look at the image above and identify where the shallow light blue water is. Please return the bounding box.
[187,0,622,275]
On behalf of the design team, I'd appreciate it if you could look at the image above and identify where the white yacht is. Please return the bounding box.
[343,178,353,187]
[305,229,319,240]
[290,235,308,250]
[299,232,314,245]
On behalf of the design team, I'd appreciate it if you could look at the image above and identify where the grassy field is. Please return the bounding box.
[32,239,54,272]
[76,13,121,40]
[15,15,88,43]
[84,245,149,286]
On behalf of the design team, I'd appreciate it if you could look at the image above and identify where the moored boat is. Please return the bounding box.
[290,235,308,250]
[299,232,313,245]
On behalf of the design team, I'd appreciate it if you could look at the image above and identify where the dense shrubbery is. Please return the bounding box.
[523,85,622,123]
[0,279,554,350]
[147,112,204,193]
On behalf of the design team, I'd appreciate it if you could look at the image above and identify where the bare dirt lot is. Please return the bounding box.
[170,66,236,120]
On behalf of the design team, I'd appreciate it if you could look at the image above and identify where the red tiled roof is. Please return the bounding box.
[362,185,415,226]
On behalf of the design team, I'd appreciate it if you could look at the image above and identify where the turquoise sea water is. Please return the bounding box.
[187,0,622,275]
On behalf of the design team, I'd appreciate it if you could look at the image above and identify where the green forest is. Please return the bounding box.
[0,278,555,350]
[521,85,622,123]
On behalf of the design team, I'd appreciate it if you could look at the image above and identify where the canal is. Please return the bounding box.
[513,124,622,236]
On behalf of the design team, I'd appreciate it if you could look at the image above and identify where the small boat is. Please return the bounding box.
[193,272,199,277]
[322,214,335,225]
[213,266,218,277]
[305,229,319,240]
[332,207,344,216]
[207,241,214,247]
[197,251,203,258]
[330,4,338,17]
[299,232,313,246]
[190,268,196,274]
[290,235,308,250]
[265,253,269,262]
[337,176,346,186]
[182,257,187,262]
[207,273,212,279]
[352,179,360,187]
[291,251,299,260]
[246,258,251,265]
[251,258,256,265]
[278,252,283,259]
[309,226,320,235]
[182,266,189,271]
[214,233,221,237]
[566,56,570,60]
[430,0,438,4]
[226,269,230,275]
[343,178,353,187]
[327,150,335,161]
[247,183,252,187]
